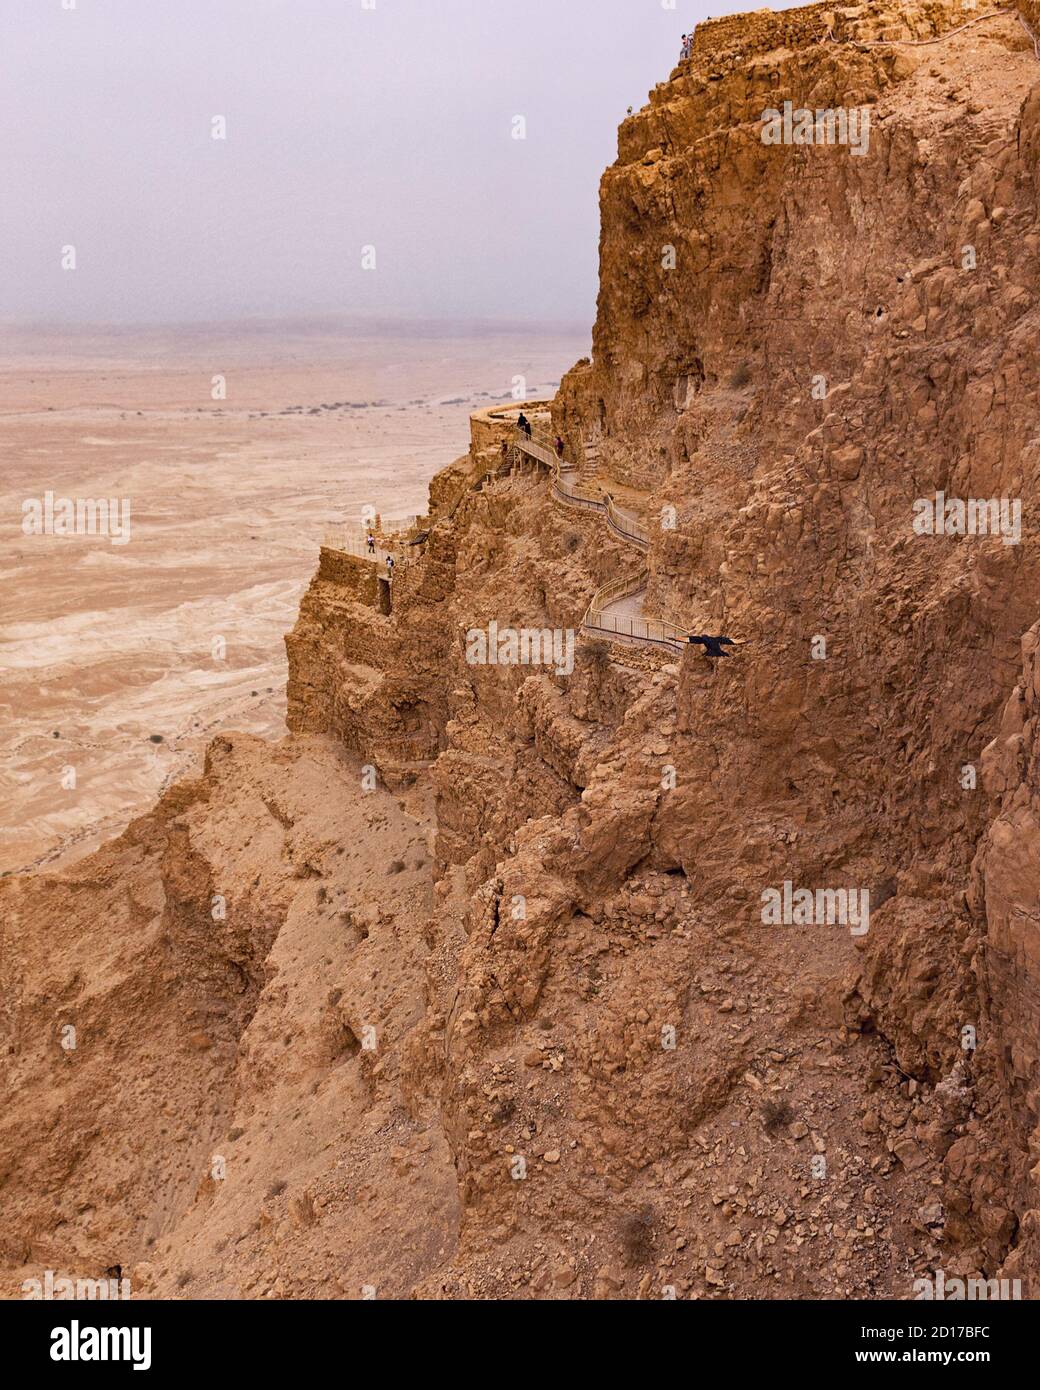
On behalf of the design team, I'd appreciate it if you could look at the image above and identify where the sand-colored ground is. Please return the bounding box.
[0,321,586,874]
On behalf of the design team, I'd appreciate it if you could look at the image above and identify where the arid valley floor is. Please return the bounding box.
[0,323,583,875]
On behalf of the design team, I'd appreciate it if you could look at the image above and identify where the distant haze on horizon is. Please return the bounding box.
[0,0,803,331]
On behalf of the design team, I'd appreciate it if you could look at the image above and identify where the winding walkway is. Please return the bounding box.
[321,417,687,655]
[511,424,686,653]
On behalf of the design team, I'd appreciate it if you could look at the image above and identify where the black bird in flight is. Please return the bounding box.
[687,634,738,658]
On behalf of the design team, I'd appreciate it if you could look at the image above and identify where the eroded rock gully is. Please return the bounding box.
[4,0,1040,1299]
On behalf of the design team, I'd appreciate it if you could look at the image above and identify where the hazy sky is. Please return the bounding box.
[0,0,793,330]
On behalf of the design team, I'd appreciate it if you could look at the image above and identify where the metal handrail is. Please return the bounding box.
[582,612,687,650]
[321,529,401,566]
[517,434,558,469]
[606,497,649,551]
[511,422,686,650]
[323,419,687,653]
[515,427,648,546]
[515,426,606,508]
[321,509,421,564]
[583,570,686,650]
[589,566,649,606]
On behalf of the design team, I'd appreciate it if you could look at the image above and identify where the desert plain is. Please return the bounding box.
[0,320,585,874]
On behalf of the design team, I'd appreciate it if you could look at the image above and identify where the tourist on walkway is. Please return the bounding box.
[555,435,565,459]
[386,554,395,578]
[367,532,375,554]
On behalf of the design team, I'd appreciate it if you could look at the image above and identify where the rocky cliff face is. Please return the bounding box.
[3,0,1040,1300]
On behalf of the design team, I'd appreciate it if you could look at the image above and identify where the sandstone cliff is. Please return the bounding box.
[3,0,1040,1299]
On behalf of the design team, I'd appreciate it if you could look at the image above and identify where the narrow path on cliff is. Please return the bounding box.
[511,423,688,653]
[595,586,647,635]
[321,527,398,570]
[319,416,690,654]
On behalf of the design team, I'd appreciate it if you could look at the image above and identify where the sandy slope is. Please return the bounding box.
[0,732,461,1300]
